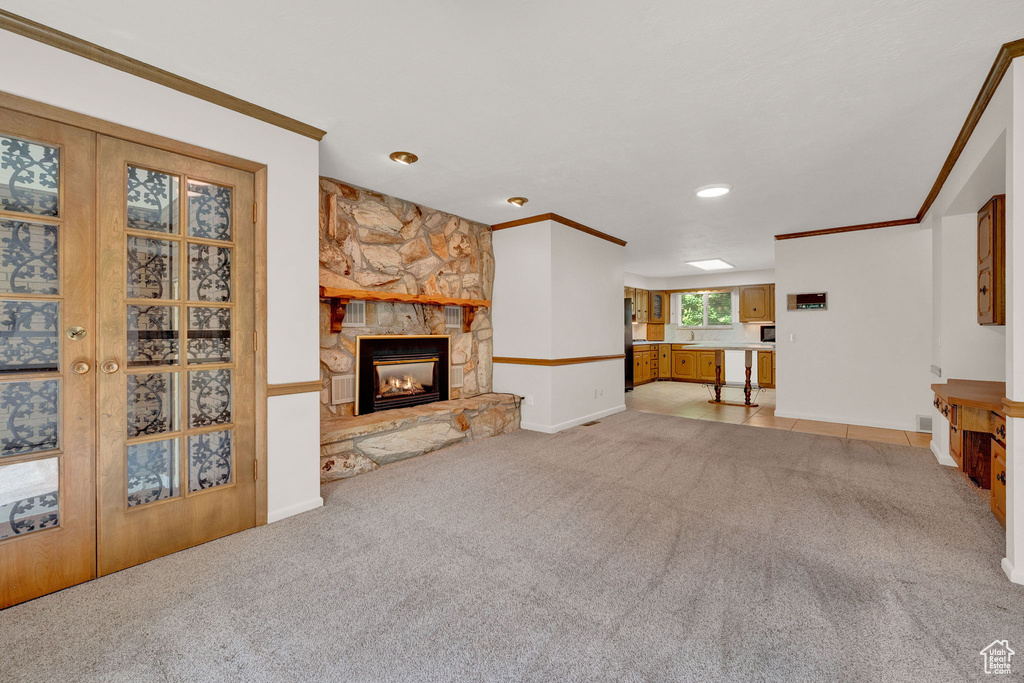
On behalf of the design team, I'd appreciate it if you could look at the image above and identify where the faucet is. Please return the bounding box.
[689,330,695,341]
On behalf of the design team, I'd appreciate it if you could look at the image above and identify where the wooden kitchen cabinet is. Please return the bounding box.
[757,350,775,388]
[647,324,665,341]
[659,345,671,379]
[697,351,718,382]
[978,195,1005,325]
[648,291,667,324]
[672,349,697,380]
[992,440,1007,526]
[625,287,636,320]
[634,288,649,323]
[739,284,774,323]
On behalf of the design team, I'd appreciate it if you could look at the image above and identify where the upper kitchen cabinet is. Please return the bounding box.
[624,287,636,319]
[739,284,775,323]
[635,288,649,323]
[978,195,1005,326]
[648,291,667,324]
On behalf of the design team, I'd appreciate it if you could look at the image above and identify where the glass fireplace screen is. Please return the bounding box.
[374,358,438,401]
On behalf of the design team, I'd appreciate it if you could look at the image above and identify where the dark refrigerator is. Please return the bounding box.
[624,298,633,391]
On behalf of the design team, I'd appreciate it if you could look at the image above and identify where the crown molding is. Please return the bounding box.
[774,217,919,241]
[0,9,326,141]
[491,213,627,246]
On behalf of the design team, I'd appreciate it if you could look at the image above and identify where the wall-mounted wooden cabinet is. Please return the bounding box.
[647,323,665,341]
[739,284,775,323]
[648,291,667,324]
[978,194,1005,326]
[624,287,636,319]
[757,350,775,388]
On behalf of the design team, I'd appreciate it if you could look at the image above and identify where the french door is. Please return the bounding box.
[0,108,259,608]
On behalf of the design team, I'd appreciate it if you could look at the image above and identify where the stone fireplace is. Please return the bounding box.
[318,178,520,482]
[356,335,450,415]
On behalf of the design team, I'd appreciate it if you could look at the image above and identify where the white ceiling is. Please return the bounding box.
[6,0,1024,276]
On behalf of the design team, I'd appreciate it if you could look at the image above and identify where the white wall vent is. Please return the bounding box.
[444,305,462,329]
[341,301,366,327]
[450,365,464,389]
[331,374,355,405]
[916,415,933,434]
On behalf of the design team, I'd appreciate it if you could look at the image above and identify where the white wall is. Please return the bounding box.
[493,220,626,432]
[774,224,934,431]
[0,31,323,521]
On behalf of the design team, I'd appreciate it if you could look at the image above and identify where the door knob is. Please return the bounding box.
[100,360,120,374]
[72,361,91,375]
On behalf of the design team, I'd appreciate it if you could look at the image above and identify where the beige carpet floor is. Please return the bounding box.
[1,410,1021,682]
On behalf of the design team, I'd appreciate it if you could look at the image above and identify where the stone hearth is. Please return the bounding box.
[320,393,520,482]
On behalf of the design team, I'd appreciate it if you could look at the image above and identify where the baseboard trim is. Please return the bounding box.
[773,409,917,433]
[521,404,627,434]
[1002,557,1024,585]
[930,441,957,468]
[267,496,324,524]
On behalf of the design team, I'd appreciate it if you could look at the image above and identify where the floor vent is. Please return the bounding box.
[581,421,600,427]
[916,415,933,433]
[331,374,355,404]
[341,301,366,327]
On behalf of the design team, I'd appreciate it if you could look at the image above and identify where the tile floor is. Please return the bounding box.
[626,381,932,448]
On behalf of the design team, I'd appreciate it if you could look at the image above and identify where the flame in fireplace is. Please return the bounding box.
[378,373,426,398]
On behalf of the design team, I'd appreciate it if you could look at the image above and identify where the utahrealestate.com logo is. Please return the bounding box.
[980,640,1015,675]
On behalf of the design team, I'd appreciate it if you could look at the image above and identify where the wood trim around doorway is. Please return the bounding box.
[0,93,271,527]
[491,213,628,247]
[0,10,326,141]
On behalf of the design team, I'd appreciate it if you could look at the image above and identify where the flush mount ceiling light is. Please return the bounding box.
[389,151,418,165]
[695,184,731,198]
[686,259,734,271]
[507,197,528,207]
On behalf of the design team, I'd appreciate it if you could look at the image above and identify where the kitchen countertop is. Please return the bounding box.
[632,341,775,350]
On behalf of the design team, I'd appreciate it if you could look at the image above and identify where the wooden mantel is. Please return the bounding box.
[319,286,491,333]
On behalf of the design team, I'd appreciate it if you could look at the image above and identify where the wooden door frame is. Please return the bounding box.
[0,90,269,525]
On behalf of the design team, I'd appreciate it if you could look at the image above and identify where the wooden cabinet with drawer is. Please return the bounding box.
[949,422,963,469]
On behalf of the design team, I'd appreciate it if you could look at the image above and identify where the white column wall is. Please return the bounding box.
[1004,61,1024,583]
[493,220,626,432]
[0,32,323,521]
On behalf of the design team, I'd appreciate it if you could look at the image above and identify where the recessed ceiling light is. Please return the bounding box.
[687,259,734,271]
[389,151,418,165]
[507,197,528,207]
[695,184,731,198]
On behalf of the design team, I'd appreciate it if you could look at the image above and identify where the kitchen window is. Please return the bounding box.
[676,290,733,328]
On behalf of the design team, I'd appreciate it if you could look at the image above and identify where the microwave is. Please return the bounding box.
[760,325,776,343]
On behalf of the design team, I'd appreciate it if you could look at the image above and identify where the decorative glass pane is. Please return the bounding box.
[127,237,178,300]
[189,429,232,492]
[188,244,231,302]
[0,136,59,217]
[188,181,231,241]
[0,220,58,294]
[0,380,59,457]
[187,307,230,364]
[127,305,179,367]
[127,438,180,507]
[0,457,59,540]
[127,166,179,234]
[189,369,231,429]
[0,301,59,373]
[127,372,179,438]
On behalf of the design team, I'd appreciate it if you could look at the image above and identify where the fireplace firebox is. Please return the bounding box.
[356,335,450,415]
